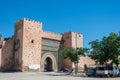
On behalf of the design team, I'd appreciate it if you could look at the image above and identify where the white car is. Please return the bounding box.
[96,65,119,77]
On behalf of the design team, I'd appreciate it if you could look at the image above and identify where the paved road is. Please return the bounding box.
[0,72,120,80]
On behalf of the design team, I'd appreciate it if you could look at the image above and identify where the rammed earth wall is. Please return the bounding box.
[0,18,95,72]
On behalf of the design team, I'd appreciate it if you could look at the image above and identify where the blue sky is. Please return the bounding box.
[0,0,120,48]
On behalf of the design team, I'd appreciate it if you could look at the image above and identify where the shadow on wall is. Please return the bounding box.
[0,37,21,72]
[0,49,1,71]
[0,37,3,71]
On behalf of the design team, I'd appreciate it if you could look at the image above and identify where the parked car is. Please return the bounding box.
[118,68,120,76]
[96,65,119,77]
[86,68,96,77]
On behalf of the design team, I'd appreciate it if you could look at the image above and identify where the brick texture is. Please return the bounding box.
[1,38,14,71]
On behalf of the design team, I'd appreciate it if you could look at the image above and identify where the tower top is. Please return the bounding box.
[15,18,42,26]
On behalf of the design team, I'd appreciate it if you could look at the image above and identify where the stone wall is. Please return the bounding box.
[0,18,96,72]
[14,19,24,71]
[61,32,95,71]
[71,32,83,48]
[62,32,72,69]
[0,37,4,68]
[78,56,95,71]
[62,32,83,48]
[0,40,5,69]
[22,18,42,71]
[0,48,1,69]
[42,31,62,41]
[62,32,72,48]
[1,38,14,71]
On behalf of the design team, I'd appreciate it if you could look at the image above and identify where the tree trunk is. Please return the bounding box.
[74,62,78,75]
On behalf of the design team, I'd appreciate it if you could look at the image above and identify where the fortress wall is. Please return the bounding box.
[0,40,4,69]
[14,19,24,71]
[62,32,83,70]
[62,32,72,69]
[0,48,1,68]
[22,18,42,71]
[62,32,72,48]
[1,38,14,71]
[0,18,95,72]
[71,32,83,48]
[42,30,62,41]
[78,56,95,70]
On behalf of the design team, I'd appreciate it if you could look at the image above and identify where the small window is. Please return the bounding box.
[0,44,2,48]
[31,40,34,43]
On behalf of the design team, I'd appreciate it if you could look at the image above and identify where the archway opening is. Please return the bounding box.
[44,57,53,72]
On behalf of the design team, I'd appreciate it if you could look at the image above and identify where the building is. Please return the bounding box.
[0,18,95,72]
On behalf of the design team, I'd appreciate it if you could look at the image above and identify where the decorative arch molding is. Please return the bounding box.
[40,52,58,72]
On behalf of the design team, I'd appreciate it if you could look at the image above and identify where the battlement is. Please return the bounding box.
[72,31,82,35]
[62,31,82,36]
[43,30,62,36]
[42,30,62,41]
[15,18,42,26]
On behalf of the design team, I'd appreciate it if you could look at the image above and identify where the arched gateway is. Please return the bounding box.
[0,18,85,72]
[44,57,53,71]
[41,53,58,72]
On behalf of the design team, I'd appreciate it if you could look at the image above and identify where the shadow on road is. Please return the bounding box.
[44,72,71,76]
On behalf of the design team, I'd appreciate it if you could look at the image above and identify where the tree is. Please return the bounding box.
[60,47,89,74]
[89,32,120,66]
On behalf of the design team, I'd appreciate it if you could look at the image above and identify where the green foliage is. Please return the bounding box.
[60,47,89,63]
[60,48,78,63]
[78,47,89,56]
[89,32,120,65]
[60,47,89,74]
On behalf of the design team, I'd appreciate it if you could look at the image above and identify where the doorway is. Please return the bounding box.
[44,57,53,72]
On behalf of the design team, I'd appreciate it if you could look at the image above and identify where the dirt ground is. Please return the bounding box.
[0,72,119,80]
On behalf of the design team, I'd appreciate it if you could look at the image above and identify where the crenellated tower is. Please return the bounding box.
[62,32,83,69]
[14,18,42,71]
[0,18,96,72]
